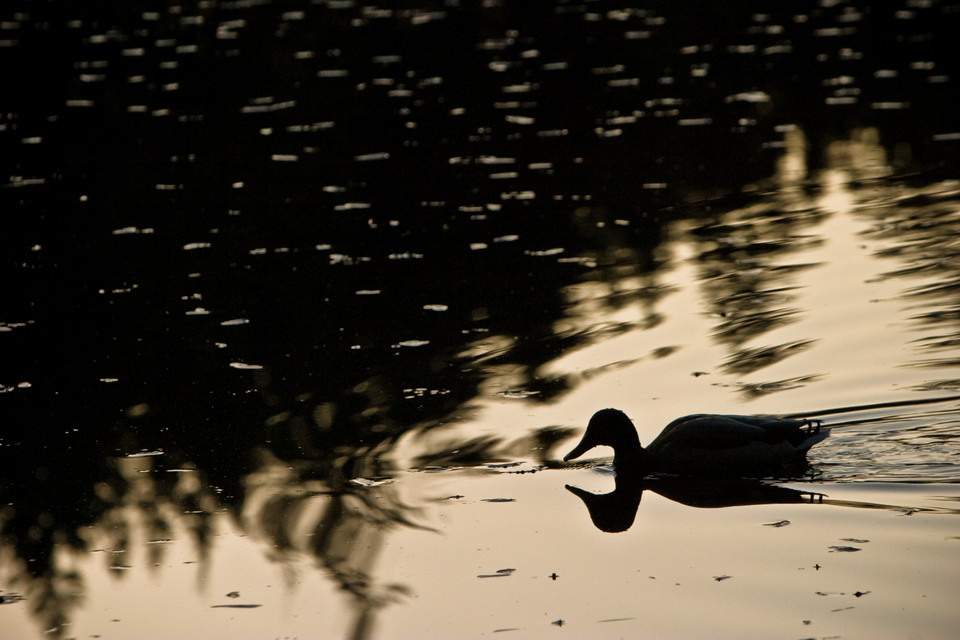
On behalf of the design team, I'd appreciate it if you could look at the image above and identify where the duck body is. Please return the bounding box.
[564,408,830,476]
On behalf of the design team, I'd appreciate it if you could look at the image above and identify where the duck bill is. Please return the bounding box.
[563,438,594,462]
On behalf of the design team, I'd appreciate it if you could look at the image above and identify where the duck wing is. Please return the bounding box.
[647,414,826,454]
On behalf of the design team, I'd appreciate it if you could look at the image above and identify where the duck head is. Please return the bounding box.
[563,408,643,465]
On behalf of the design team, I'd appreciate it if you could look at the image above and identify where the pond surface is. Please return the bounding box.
[2,1,960,639]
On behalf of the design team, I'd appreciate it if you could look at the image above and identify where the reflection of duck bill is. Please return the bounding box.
[567,475,825,533]
[565,482,643,533]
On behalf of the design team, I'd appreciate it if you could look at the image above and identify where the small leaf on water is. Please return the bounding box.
[764,520,791,527]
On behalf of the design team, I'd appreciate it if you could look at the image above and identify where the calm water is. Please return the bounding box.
[2,1,960,638]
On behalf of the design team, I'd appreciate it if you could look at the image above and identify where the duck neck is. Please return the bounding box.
[613,442,646,470]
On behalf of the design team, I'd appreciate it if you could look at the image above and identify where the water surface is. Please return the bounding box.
[2,1,959,638]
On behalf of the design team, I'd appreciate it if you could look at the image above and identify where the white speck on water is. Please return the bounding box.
[127,450,163,458]
[395,340,430,348]
[493,235,519,243]
[220,318,249,326]
[502,83,535,93]
[477,156,515,165]
[183,242,210,250]
[112,226,154,235]
[525,248,564,257]
[470,243,488,251]
[271,154,298,162]
[185,307,210,315]
[725,91,771,103]
[423,304,448,311]
[500,191,535,200]
[355,289,381,295]
[826,96,858,105]
[355,151,390,162]
[229,362,263,370]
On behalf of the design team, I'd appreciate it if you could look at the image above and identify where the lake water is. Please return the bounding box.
[2,1,959,639]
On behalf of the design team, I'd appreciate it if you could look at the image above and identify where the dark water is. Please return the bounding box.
[2,1,959,638]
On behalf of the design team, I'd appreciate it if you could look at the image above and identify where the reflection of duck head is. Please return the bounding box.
[567,474,825,533]
[564,408,829,475]
[565,475,645,533]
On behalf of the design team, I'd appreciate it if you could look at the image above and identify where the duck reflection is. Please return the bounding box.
[566,474,823,533]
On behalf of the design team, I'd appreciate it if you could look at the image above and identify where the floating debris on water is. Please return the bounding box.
[395,339,430,347]
[126,450,163,458]
[764,520,791,527]
[220,318,250,326]
[498,390,540,399]
[349,477,393,487]
[229,362,263,370]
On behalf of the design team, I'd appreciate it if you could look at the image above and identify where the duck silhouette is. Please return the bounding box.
[564,408,829,476]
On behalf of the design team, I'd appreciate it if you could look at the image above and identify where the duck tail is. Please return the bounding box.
[796,427,830,452]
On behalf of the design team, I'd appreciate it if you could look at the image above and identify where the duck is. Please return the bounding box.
[564,408,829,476]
